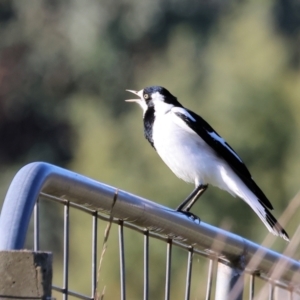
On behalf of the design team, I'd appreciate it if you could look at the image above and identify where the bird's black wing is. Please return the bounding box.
[174,108,273,210]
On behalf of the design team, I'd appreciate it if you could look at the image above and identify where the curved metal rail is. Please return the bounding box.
[0,162,299,296]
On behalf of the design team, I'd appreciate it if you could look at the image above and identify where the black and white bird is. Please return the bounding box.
[126,86,289,241]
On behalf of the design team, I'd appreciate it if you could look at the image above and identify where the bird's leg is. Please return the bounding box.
[184,184,208,212]
[176,184,208,212]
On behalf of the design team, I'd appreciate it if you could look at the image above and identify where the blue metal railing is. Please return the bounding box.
[0,162,299,299]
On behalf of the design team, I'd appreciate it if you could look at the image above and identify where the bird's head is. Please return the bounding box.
[126,86,182,114]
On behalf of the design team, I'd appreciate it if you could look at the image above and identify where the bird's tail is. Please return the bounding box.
[258,205,289,241]
[236,186,289,241]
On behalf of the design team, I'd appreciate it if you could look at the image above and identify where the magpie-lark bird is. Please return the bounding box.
[126,86,289,241]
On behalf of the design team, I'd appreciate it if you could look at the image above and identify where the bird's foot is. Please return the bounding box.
[178,210,201,222]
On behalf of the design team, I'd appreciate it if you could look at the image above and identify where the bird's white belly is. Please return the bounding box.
[152,113,223,186]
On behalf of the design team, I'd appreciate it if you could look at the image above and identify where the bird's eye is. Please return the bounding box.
[144,94,149,100]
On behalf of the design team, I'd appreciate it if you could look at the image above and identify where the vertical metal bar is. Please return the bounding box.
[269,283,274,300]
[184,247,193,300]
[249,274,255,300]
[33,199,40,251]
[63,202,70,300]
[91,211,98,298]
[165,239,172,300]
[205,258,214,300]
[119,220,126,300]
[289,289,293,300]
[215,262,243,300]
[143,230,149,300]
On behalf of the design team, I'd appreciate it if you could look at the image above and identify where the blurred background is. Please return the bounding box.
[0,0,300,299]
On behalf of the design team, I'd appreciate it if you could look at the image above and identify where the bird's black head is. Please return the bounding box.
[126,86,182,114]
[126,86,183,114]
[143,86,182,106]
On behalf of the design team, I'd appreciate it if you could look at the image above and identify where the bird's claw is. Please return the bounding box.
[178,210,201,222]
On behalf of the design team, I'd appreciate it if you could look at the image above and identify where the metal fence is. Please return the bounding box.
[0,162,299,300]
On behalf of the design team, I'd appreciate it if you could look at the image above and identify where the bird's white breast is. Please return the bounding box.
[152,109,224,186]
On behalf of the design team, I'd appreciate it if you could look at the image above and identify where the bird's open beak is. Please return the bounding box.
[125,89,142,102]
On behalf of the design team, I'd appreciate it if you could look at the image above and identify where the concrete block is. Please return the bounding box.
[0,250,52,299]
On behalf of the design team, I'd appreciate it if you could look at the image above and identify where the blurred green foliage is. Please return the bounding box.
[0,0,300,298]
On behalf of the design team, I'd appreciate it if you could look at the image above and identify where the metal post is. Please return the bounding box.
[215,262,244,300]
[33,199,40,251]
[143,230,149,300]
[205,258,215,300]
[63,202,70,300]
[165,239,172,300]
[119,220,126,300]
[269,283,274,300]
[91,211,98,298]
[184,248,193,300]
[249,274,255,300]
